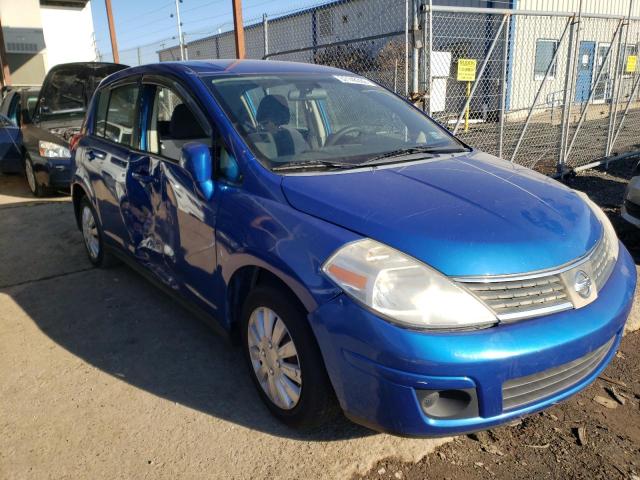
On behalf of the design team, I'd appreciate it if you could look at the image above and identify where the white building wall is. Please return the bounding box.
[40,1,98,70]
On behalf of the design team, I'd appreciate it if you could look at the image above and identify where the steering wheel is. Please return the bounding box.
[325,126,363,147]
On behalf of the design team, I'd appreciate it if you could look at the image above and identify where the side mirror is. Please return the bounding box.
[180,142,214,201]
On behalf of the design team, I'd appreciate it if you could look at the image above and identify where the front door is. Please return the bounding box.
[575,41,595,103]
[138,78,221,313]
[593,43,613,103]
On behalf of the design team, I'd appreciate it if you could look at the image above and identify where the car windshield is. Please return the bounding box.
[204,73,465,171]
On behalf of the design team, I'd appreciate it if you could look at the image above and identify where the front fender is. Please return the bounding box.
[215,186,359,327]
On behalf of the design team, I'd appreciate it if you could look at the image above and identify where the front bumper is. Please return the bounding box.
[309,244,636,436]
[33,155,71,189]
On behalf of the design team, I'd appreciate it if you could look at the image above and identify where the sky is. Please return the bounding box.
[91,0,328,63]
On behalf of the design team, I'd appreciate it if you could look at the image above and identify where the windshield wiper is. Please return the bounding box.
[360,146,468,166]
[271,159,358,172]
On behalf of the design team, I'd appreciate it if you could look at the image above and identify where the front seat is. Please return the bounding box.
[161,104,207,159]
[255,94,308,157]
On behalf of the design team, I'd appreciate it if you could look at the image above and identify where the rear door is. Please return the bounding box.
[82,78,143,252]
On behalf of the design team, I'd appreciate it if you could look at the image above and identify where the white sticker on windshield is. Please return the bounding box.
[333,75,375,86]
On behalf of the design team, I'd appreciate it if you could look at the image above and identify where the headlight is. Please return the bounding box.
[322,239,497,330]
[575,191,619,287]
[38,140,70,158]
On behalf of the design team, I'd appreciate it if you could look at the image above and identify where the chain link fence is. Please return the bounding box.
[142,0,640,175]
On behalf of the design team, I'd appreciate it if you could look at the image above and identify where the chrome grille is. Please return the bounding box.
[456,230,617,322]
[502,337,614,411]
[464,276,571,321]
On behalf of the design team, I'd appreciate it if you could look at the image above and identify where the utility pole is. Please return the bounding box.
[174,0,185,61]
[232,0,245,59]
[0,17,11,88]
[104,0,120,63]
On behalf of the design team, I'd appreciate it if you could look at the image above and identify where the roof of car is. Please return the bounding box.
[103,59,350,85]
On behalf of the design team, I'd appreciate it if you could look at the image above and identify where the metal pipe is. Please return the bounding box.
[607,0,634,157]
[558,13,578,173]
[565,19,624,162]
[509,17,572,163]
[175,0,185,61]
[452,15,508,135]
[428,0,433,115]
[411,0,420,95]
[430,4,640,21]
[498,14,511,159]
[405,0,409,96]
[263,13,269,58]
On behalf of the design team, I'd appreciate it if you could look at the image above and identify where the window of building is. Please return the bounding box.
[534,39,559,80]
[318,9,334,37]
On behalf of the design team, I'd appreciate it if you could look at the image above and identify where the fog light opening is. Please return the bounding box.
[418,388,479,419]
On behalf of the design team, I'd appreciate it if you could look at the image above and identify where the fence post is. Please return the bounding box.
[263,14,269,59]
[510,17,572,163]
[411,0,420,96]
[405,0,409,96]
[565,19,624,162]
[498,14,511,159]
[558,14,578,174]
[606,0,634,159]
[452,15,507,135]
[428,0,433,115]
[136,47,141,66]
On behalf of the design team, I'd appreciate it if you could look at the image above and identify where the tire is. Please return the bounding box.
[24,156,47,197]
[78,196,118,268]
[241,284,337,428]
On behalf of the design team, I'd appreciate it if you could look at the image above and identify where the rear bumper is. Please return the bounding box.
[309,244,636,436]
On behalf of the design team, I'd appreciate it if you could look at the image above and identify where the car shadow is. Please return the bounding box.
[0,202,372,442]
[0,172,69,204]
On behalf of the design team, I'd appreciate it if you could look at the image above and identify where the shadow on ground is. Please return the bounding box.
[0,200,372,442]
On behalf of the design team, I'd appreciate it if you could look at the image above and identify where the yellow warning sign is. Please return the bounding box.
[457,58,477,82]
[626,55,637,73]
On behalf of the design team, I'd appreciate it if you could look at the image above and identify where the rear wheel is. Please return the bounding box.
[24,157,47,197]
[79,196,118,267]
[241,285,337,428]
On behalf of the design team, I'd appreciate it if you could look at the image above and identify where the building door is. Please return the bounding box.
[593,43,612,103]
[575,41,595,103]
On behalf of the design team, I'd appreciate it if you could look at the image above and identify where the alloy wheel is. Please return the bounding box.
[25,160,36,193]
[81,205,100,260]
[247,306,302,410]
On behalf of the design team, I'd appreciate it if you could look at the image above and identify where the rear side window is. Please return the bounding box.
[94,84,140,147]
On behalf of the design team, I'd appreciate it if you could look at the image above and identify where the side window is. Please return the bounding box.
[105,84,139,147]
[146,85,210,161]
[93,89,110,138]
[94,84,140,147]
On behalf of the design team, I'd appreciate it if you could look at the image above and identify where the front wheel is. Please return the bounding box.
[24,157,47,197]
[241,285,337,428]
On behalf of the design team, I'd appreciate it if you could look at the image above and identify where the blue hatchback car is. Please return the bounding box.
[71,60,636,436]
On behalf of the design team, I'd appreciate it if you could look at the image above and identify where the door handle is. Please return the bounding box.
[87,149,106,161]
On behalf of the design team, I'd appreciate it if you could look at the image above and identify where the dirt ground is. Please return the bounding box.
[1,157,640,480]
[357,332,640,480]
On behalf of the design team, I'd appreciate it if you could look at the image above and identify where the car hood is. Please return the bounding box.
[281,151,602,277]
